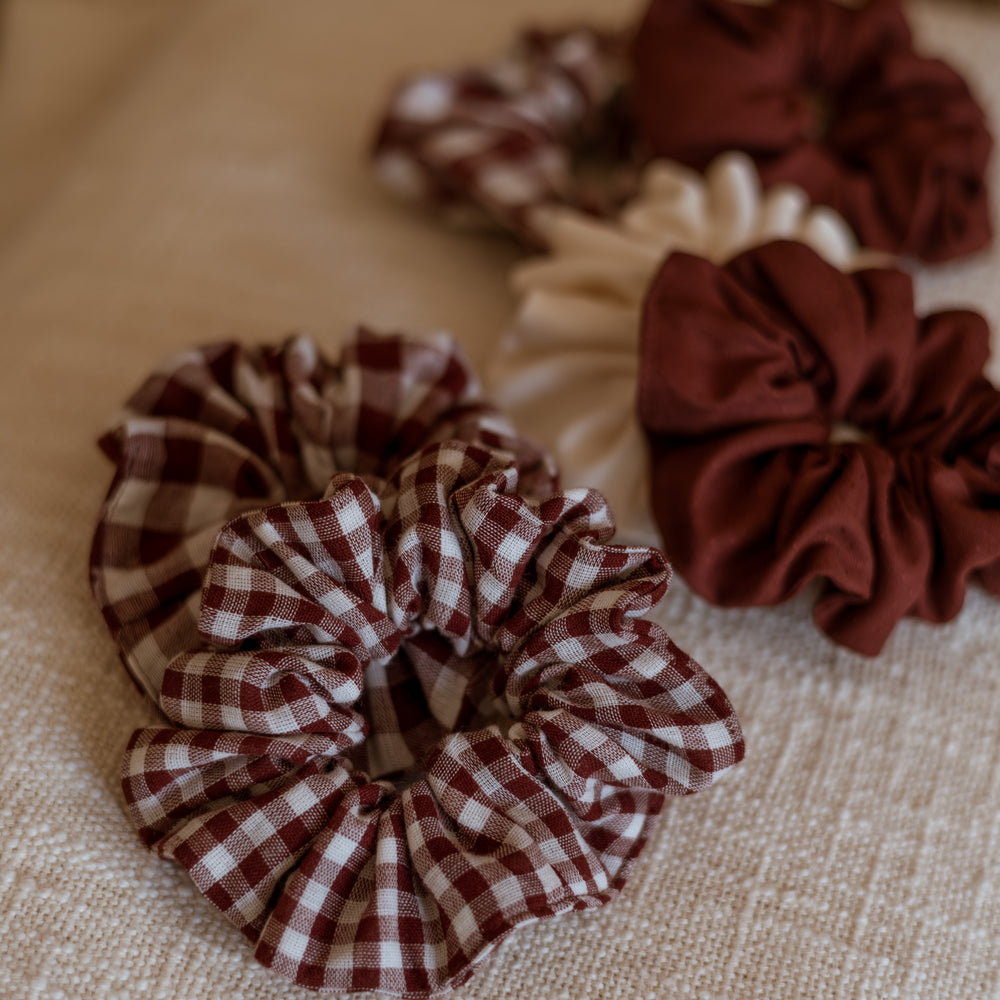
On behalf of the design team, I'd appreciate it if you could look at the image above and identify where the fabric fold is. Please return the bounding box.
[490,152,874,544]
[94,330,744,996]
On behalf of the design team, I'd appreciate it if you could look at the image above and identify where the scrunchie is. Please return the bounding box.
[490,152,875,544]
[372,26,633,245]
[639,240,1000,656]
[630,0,993,262]
[91,330,744,996]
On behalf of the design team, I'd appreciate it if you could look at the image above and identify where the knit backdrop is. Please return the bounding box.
[2,2,1000,999]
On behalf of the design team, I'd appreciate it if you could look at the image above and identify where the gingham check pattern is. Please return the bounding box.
[90,329,553,700]
[372,27,632,245]
[93,331,744,996]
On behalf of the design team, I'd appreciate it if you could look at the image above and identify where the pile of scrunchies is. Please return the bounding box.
[87,0,999,995]
[374,0,1000,659]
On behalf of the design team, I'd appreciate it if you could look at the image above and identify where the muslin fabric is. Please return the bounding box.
[91,330,744,995]
[489,152,873,545]
[630,0,993,261]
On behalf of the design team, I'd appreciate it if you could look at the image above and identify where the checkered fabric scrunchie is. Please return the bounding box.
[90,330,744,997]
[372,26,634,246]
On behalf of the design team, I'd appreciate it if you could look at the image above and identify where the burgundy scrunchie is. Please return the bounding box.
[630,0,993,262]
[639,240,1000,656]
[91,330,744,996]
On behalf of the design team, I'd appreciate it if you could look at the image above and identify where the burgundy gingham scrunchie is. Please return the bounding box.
[639,241,1000,656]
[90,330,744,997]
[372,26,634,245]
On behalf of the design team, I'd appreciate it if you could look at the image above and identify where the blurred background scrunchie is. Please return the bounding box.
[371,25,635,246]
[639,241,1000,656]
[90,329,745,997]
[630,0,993,262]
[371,0,992,264]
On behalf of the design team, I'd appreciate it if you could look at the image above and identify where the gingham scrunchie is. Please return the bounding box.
[91,330,744,996]
[372,26,634,245]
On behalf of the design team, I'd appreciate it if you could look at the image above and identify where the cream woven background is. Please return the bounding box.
[2,2,999,998]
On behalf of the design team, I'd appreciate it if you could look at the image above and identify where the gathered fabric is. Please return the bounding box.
[372,26,632,246]
[490,153,874,544]
[639,241,1000,655]
[91,330,744,996]
[630,0,993,262]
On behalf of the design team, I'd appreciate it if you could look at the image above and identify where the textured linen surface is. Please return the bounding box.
[490,152,874,545]
[640,240,1000,656]
[630,0,993,261]
[5,2,1000,1000]
[92,330,743,994]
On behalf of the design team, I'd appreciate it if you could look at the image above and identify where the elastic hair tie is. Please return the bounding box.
[90,329,744,996]
[639,241,1000,655]
[630,0,993,262]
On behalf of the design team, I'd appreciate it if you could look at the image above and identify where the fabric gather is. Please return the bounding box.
[90,330,744,996]
[371,26,634,245]
[640,241,1000,655]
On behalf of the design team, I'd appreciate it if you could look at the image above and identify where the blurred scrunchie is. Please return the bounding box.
[90,330,744,997]
[630,0,993,262]
[490,152,875,545]
[372,26,634,245]
[640,240,1000,655]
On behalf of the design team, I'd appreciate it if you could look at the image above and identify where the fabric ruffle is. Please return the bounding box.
[91,330,744,996]
[371,26,633,245]
[490,152,874,544]
[640,240,1000,655]
[90,330,551,700]
[630,0,993,262]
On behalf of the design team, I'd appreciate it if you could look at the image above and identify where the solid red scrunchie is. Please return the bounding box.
[91,330,744,996]
[639,240,1000,656]
[630,0,993,262]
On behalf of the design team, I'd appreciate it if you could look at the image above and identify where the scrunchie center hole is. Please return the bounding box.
[829,420,876,446]
[800,88,833,142]
[346,642,513,793]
